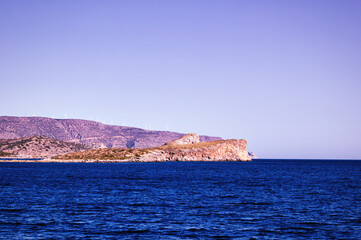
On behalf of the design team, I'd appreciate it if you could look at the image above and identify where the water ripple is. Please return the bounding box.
[0,160,360,239]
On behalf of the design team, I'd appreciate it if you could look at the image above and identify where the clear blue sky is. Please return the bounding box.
[1,0,360,159]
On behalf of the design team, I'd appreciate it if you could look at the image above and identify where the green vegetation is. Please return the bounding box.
[50,139,242,162]
[50,140,231,161]
[51,147,148,161]
[0,151,13,157]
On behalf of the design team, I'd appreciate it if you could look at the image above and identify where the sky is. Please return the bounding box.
[1,0,361,159]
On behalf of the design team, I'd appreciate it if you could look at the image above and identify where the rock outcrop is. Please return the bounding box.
[141,138,251,162]
[248,152,258,159]
[164,133,200,146]
[0,116,222,149]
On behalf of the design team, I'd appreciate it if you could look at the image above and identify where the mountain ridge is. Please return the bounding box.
[0,116,222,149]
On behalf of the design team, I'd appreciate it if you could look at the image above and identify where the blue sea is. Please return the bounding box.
[0,160,360,239]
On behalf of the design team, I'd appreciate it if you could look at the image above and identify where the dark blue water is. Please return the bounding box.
[0,160,360,239]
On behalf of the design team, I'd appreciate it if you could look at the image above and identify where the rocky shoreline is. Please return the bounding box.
[0,158,250,163]
[1,134,252,163]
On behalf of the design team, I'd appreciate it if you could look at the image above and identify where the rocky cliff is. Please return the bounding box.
[248,152,259,159]
[141,139,250,162]
[51,133,251,162]
[0,136,90,157]
[0,116,221,149]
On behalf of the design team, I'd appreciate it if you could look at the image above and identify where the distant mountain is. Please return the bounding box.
[0,135,89,157]
[0,116,222,149]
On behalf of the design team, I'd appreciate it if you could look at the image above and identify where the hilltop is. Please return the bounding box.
[0,135,90,157]
[0,116,221,148]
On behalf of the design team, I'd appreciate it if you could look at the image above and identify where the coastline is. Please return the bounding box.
[0,134,252,163]
[0,158,251,163]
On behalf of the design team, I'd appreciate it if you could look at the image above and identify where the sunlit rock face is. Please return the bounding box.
[139,138,251,162]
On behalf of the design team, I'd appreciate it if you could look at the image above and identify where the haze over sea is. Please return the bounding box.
[1,160,360,239]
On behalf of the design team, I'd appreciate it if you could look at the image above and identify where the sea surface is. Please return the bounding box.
[0,160,360,239]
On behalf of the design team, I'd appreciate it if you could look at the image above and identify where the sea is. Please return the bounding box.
[0,160,360,239]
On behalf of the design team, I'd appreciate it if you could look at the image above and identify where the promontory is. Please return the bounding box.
[0,116,253,162]
[50,133,251,162]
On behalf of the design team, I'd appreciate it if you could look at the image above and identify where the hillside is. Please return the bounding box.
[0,136,90,157]
[0,116,221,149]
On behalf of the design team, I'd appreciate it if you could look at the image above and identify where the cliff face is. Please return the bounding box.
[52,134,251,162]
[0,136,89,157]
[141,139,251,162]
[0,116,221,149]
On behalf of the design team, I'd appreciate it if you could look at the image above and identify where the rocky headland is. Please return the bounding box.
[0,116,254,162]
[50,133,251,162]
